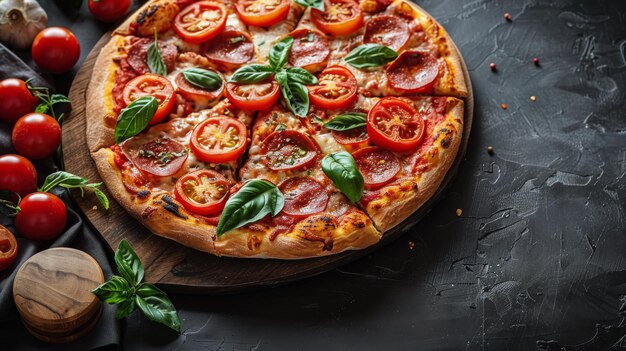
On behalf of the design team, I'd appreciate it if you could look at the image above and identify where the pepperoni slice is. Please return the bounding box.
[127,39,178,75]
[121,137,188,177]
[386,50,440,94]
[279,177,329,218]
[204,30,255,70]
[262,130,319,171]
[363,15,409,51]
[352,146,400,189]
[331,126,369,146]
[288,29,330,73]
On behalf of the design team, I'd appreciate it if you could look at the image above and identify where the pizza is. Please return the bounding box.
[85,0,467,259]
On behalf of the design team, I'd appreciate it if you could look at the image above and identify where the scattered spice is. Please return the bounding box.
[408,241,415,250]
[504,12,512,21]
[487,146,494,155]
[501,103,507,110]
[490,62,497,72]
[530,95,537,102]
[456,208,462,217]
[533,57,540,66]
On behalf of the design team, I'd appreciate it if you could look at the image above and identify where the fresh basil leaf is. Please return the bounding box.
[344,44,398,69]
[269,37,293,71]
[294,0,324,11]
[93,188,110,210]
[115,298,137,319]
[322,152,364,203]
[216,179,285,236]
[115,240,144,286]
[324,112,367,131]
[147,34,167,76]
[229,64,274,83]
[135,294,181,333]
[276,70,310,117]
[50,94,71,105]
[115,96,158,143]
[285,67,318,85]
[136,283,166,298]
[39,171,88,192]
[182,68,222,90]
[91,275,131,304]
[35,103,49,114]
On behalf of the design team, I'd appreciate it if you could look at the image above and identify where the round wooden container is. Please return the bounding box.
[13,248,104,343]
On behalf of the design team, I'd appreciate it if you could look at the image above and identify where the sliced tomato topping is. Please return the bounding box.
[353,146,400,189]
[0,226,18,272]
[174,1,227,44]
[122,74,176,124]
[204,30,255,70]
[279,177,329,218]
[367,97,425,152]
[174,69,225,103]
[311,0,363,36]
[235,0,290,27]
[121,137,188,177]
[175,170,230,216]
[331,126,369,146]
[191,116,248,163]
[262,130,319,171]
[288,29,330,73]
[363,15,409,51]
[386,50,440,94]
[225,81,280,111]
[309,65,357,110]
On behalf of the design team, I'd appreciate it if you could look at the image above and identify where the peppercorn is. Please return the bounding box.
[504,13,512,21]
[487,146,494,155]
[490,63,497,71]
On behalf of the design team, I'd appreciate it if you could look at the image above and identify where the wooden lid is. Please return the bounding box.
[13,248,104,343]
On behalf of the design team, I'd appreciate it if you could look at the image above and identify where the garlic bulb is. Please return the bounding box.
[0,0,47,50]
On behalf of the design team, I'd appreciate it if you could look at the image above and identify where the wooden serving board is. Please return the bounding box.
[62,26,473,294]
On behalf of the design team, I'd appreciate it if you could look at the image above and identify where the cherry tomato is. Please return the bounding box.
[31,27,80,74]
[353,146,400,189]
[15,192,67,241]
[174,1,228,44]
[190,117,248,163]
[121,137,188,177]
[288,29,330,73]
[367,97,425,152]
[262,130,318,171]
[204,31,255,70]
[235,0,290,27]
[363,15,410,51]
[0,154,37,197]
[0,226,18,272]
[311,0,363,36]
[331,126,369,146]
[225,81,280,111]
[12,113,61,160]
[309,65,357,110]
[88,0,132,22]
[174,170,230,215]
[386,50,440,94]
[175,69,225,103]
[279,177,329,218]
[123,74,176,124]
[0,79,39,124]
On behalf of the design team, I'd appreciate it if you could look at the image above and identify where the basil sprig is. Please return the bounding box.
[147,32,167,76]
[216,179,285,236]
[27,81,70,121]
[115,96,158,144]
[182,68,222,90]
[294,0,324,11]
[39,171,110,210]
[92,240,181,332]
[344,44,398,69]
[324,112,367,131]
[321,152,364,203]
[230,37,317,117]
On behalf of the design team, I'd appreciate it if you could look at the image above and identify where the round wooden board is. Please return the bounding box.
[62,14,473,294]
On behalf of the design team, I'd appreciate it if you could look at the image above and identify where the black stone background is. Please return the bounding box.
[6,0,626,349]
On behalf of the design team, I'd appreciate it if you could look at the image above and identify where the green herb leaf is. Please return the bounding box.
[135,294,181,332]
[39,171,110,210]
[321,152,364,203]
[115,299,136,319]
[136,283,167,298]
[294,0,324,11]
[323,112,367,131]
[269,36,293,71]
[115,240,144,286]
[285,67,318,85]
[93,188,110,210]
[181,68,222,90]
[115,96,158,143]
[91,275,131,304]
[229,64,274,83]
[344,44,398,69]
[216,179,285,236]
[31,87,70,120]
[147,33,167,76]
[275,70,310,117]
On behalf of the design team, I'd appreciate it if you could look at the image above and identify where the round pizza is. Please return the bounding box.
[86,0,467,259]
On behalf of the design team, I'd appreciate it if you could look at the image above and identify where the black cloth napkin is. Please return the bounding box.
[0,43,121,350]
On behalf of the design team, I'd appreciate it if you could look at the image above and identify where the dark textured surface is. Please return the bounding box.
[16,0,626,349]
